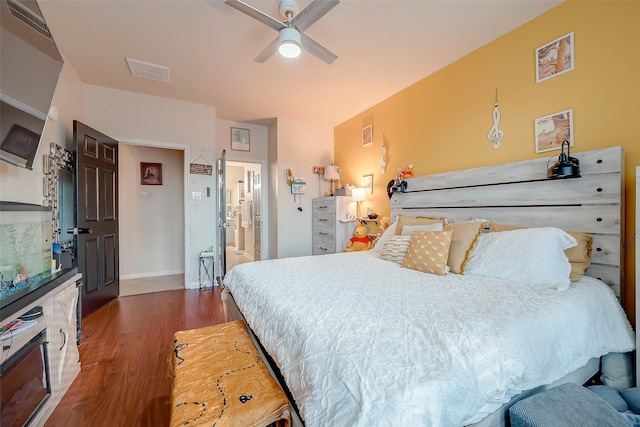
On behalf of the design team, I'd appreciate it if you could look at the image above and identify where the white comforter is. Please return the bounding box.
[223,251,634,427]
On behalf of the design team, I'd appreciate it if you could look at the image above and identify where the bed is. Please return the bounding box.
[223,146,635,426]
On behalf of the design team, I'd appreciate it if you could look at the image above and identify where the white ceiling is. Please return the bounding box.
[38,0,562,127]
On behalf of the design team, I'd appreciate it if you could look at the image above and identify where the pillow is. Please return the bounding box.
[465,227,577,290]
[372,221,397,253]
[401,230,452,275]
[620,388,640,413]
[400,222,444,235]
[394,214,446,235]
[586,385,629,412]
[489,222,593,282]
[380,235,412,264]
[443,221,487,274]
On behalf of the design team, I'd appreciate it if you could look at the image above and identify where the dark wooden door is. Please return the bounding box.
[73,121,119,317]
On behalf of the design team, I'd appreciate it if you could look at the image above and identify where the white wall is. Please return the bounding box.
[119,145,184,279]
[84,85,216,288]
[275,117,334,259]
[0,60,85,203]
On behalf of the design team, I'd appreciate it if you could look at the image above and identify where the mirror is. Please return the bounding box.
[43,143,73,245]
[1,0,64,169]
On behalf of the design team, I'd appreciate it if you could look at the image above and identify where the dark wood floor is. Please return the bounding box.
[45,288,227,426]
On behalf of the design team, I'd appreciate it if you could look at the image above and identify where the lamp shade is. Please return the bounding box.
[351,187,365,202]
[278,27,301,59]
[324,165,339,181]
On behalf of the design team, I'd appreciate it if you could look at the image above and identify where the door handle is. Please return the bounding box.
[67,227,93,235]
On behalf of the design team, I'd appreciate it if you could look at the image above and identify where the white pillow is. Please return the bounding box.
[400,223,444,235]
[372,222,397,253]
[465,227,577,290]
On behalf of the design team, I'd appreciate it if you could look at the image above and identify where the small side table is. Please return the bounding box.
[199,251,215,290]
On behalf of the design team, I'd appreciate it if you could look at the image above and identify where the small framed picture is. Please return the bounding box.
[536,32,574,83]
[362,125,373,147]
[231,127,250,152]
[141,162,162,185]
[534,109,573,153]
[362,174,373,194]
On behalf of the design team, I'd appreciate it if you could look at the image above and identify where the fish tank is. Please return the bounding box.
[0,202,53,305]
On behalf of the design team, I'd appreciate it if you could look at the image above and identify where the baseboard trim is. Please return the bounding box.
[120,270,184,280]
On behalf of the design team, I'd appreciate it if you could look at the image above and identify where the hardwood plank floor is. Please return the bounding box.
[45,288,227,427]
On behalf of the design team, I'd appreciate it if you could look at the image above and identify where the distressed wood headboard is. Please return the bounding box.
[390,146,625,300]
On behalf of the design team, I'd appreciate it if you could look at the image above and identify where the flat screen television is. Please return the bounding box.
[0,0,63,170]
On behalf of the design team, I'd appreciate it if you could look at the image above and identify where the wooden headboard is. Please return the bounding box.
[390,146,625,300]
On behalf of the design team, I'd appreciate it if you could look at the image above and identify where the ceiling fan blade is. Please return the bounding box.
[301,32,337,65]
[292,0,340,32]
[254,36,279,63]
[225,0,285,31]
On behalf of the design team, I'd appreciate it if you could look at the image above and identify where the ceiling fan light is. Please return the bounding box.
[279,27,301,58]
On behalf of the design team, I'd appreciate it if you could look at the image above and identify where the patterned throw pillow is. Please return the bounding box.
[444,221,487,274]
[401,230,453,275]
[380,235,412,264]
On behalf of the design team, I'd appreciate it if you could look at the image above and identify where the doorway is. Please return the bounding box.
[117,140,187,296]
[225,160,261,272]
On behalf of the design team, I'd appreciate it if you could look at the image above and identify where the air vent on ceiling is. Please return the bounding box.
[6,0,52,39]
[126,58,170,83]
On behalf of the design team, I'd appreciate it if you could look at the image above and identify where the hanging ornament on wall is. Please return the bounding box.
[487,89,504,149]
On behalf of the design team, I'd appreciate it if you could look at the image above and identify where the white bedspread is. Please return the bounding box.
[223,251,634,427]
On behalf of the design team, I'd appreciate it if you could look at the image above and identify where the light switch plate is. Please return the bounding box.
[192,191,202,200]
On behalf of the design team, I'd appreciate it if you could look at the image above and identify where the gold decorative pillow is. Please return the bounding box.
[380,235,412,264]
[394,214,446,235]
[443,221,487,274]
[489,223,592,282]
[401,230,453,275]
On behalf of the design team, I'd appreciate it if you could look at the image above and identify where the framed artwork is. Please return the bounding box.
[536,32,574,83]
[140,162,162,185]
[231,127,250,152]
[362,125,373,147]
[534,109,573,153]
[362,174,373,195]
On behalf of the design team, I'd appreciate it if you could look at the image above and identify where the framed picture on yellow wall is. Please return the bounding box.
[534,109,573,153]
[362,174,373,194]
[536,32,574,83]
[362,125,373,146]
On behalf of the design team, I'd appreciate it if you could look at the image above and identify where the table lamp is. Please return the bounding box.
[324,165,340,196]
[351,187,365,217]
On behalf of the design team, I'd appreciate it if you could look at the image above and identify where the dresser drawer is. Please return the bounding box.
[313,212,335,228]
[313,227,335,242]
[312,238,335,255]
[312,199,336,215]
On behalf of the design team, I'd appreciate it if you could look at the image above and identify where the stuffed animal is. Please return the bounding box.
[378,216,391,233]
[345,225,372,252]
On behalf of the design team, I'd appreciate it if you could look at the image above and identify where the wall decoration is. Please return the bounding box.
[362,174,373,195]
[140,162,162,185]
[362,125,373,147]
[534,109,573,153]
[536,32,574,83]
[231,127,250,152]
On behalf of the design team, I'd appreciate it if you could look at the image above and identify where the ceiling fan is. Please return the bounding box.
[225,0,340,64]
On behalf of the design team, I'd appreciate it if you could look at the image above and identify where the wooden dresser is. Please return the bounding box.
[312,196,356,255]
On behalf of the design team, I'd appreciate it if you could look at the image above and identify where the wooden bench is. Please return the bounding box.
[168,320,291,427]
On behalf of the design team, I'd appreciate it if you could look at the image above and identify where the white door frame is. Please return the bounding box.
[116,137,190,288]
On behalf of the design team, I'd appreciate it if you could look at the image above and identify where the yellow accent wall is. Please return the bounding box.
[335,1,639,320]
